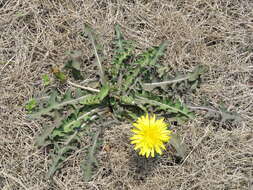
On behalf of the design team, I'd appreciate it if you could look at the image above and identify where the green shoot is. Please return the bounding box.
[25,98,37,113]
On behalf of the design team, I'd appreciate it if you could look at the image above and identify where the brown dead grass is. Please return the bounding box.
[1,0,253,189]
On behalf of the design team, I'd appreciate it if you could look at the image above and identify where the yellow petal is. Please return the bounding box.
[151,148,155,157]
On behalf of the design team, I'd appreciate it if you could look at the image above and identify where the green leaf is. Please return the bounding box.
[97,84,110,101]
[142,65,208,91]
[115,24,124,51]
[81,130,101,182]
[205,105,242,124]
[110,25,134,84]
[149,41,168,66]
[52,67,67,82]
[135,92,194,120]
[47,144,78,178]
[120,95,135,105]
[79,94,101,105]
[25,98,37,113]
[188,65,208,81]
[29,90,89,118]
[134,41,168,67]
[169,133,186,158]
[35,125,55,147]
[80,84,109,105]
[42,74,51,86]
[51,109,98,138]
[122,67,141,92]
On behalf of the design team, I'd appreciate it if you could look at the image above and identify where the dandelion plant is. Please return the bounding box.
[26,24,208,181]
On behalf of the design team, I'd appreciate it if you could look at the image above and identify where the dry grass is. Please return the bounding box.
[1,0,253,189]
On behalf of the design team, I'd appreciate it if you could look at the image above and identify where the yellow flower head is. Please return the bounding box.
[130,114,172,158]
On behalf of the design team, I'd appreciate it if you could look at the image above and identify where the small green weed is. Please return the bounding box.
[42,74,51,86]
[25,98,37,113]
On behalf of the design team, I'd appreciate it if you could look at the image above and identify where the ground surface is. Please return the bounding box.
[0,0,253,190]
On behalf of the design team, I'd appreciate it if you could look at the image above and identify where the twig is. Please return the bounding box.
[0,56,15,73]
[67,80,100,92]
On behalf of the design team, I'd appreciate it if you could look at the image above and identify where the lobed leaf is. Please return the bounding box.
[134,41,168,67]
[110,25,134,85]
[47,144,78,178]
[28,90,89,118]
[142,65,208,91]
[80,84,109,105]
[81,130,101,182]
[135,92,194,119]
